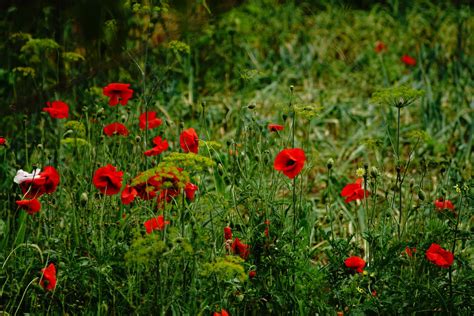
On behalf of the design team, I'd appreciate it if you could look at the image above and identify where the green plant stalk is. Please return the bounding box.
[449,193,464,311]
[396,107,403,239]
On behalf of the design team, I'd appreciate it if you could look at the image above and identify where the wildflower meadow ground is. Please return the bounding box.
[0,1,473,315]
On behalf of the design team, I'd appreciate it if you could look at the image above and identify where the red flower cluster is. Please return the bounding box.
[139,112,162,130]
[144,215,170,234]
[344,256,366,273]
[401,54,416,67]
[341,178,370,203]
[103,83,133,106]
[40,263,57,291]
[425,243,454,268]
[434,198,454,211]
[144,136,169,156]
[180,128,199,154]
[268,123,284,132]
[249,270,257,279]
[92,164,123,195]
[273,148,306,179]
[103,123,129,136]
[16,199,41,215]
[43,101,69,119]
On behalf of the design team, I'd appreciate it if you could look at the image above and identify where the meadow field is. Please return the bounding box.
[0,0,472,314]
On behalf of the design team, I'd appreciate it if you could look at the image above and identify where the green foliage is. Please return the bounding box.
[162,152,216,172]
[202,256,247,283]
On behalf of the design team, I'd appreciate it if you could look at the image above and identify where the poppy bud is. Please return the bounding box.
[249,270,256,279]
[370,167,378,179]
[290,85,294,92]
[409,179,415,189]
[327,158,334,170]
[418,190,425,201]
[37,144,43,149]
[80,192,88,205]
[396,166,401,173]
[135,136,141,142]
[121,115,127,123]
[247,103,256,109]
[179,122,184,129]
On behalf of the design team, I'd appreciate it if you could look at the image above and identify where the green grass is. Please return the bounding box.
[0,1,473,314]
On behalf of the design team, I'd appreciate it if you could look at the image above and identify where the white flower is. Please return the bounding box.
[13,169,41,184]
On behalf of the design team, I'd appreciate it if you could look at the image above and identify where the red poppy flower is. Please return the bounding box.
[103,83,133,106]
[425,243,454,268]
[0,137,6,146]
[144,136,169,156]
[231,238,250,260]
[224,226,232,240]
[404,247,417,257]
[434,198,454,211]
[42,101,69,119]
[249,270,256,279]
[180,128,199,153]
[121,185,137,205]
[374,41,387,53]
[268,123,284,132]
[103,122,129,136]
[16,199,41,215]
[92,164,123,195]
[139,112,162,130]
[40,263,57,291]
[214,309,230,316]
[341,178,370,203]
[184,182,198,200]
[344,256,366,273]
[273,148,306,179]
[401,54,416,66]
[144,215,170,234]
[19,166,60,198]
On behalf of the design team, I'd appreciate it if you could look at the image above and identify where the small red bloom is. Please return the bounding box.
[121,185,137,205]
[425,243,454,268]
[40,263,57,291]
[341,178,370,203]
[371,290,377,297]
[434,198,455,211]
[214,309,230,316]
[268,123,284,132]
[20,166,60,198]
[274,148,306,179]
[180,128,199,153]
[144,136,169,156]
[42,101,69,119]
[249,270,256,279]
[103,83,133,106]
[103,122,129,136]
[264,220,270,238]
[404,247,417,257]
[224,226,232,240]
[16,199,41,215]
[92,164,123,195]
[231,238,250,260]
[184,182,198,200]
[374,41,386,53]
[401,54,416,67]
[344,256,366,273]
[0,137,6,146]
[139,112,162,130]
[144,215,170,234]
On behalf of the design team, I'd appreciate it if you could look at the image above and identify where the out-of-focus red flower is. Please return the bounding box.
[40,263,57,291]
[231,238,250,260]
[121,185,137,205]
[425,243,454,268]
[401,54,416,67]
[374,41,387,53]
[404,247,417,257]
[92,164,123,195]
[0,137,6,146]
[139,112,162,130]
[214,309,230,316]
[144,215,170,234]
[273,148,306,179]
[16,199,41,215]
[144,136,169,156]
[103,83,133,106]
[434,198,455,211]
[341,178,370,203]
[180,128,199,153]
[103,122,129,136]
[344,256,366,273]
[264,220,270,238]
[224,226,232,240]
[184,182,198,200]
[268,123,284,132]
[249,270,256,279]
[19,166,60,198]
[371,290,377,297]
[43,101,69,119]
